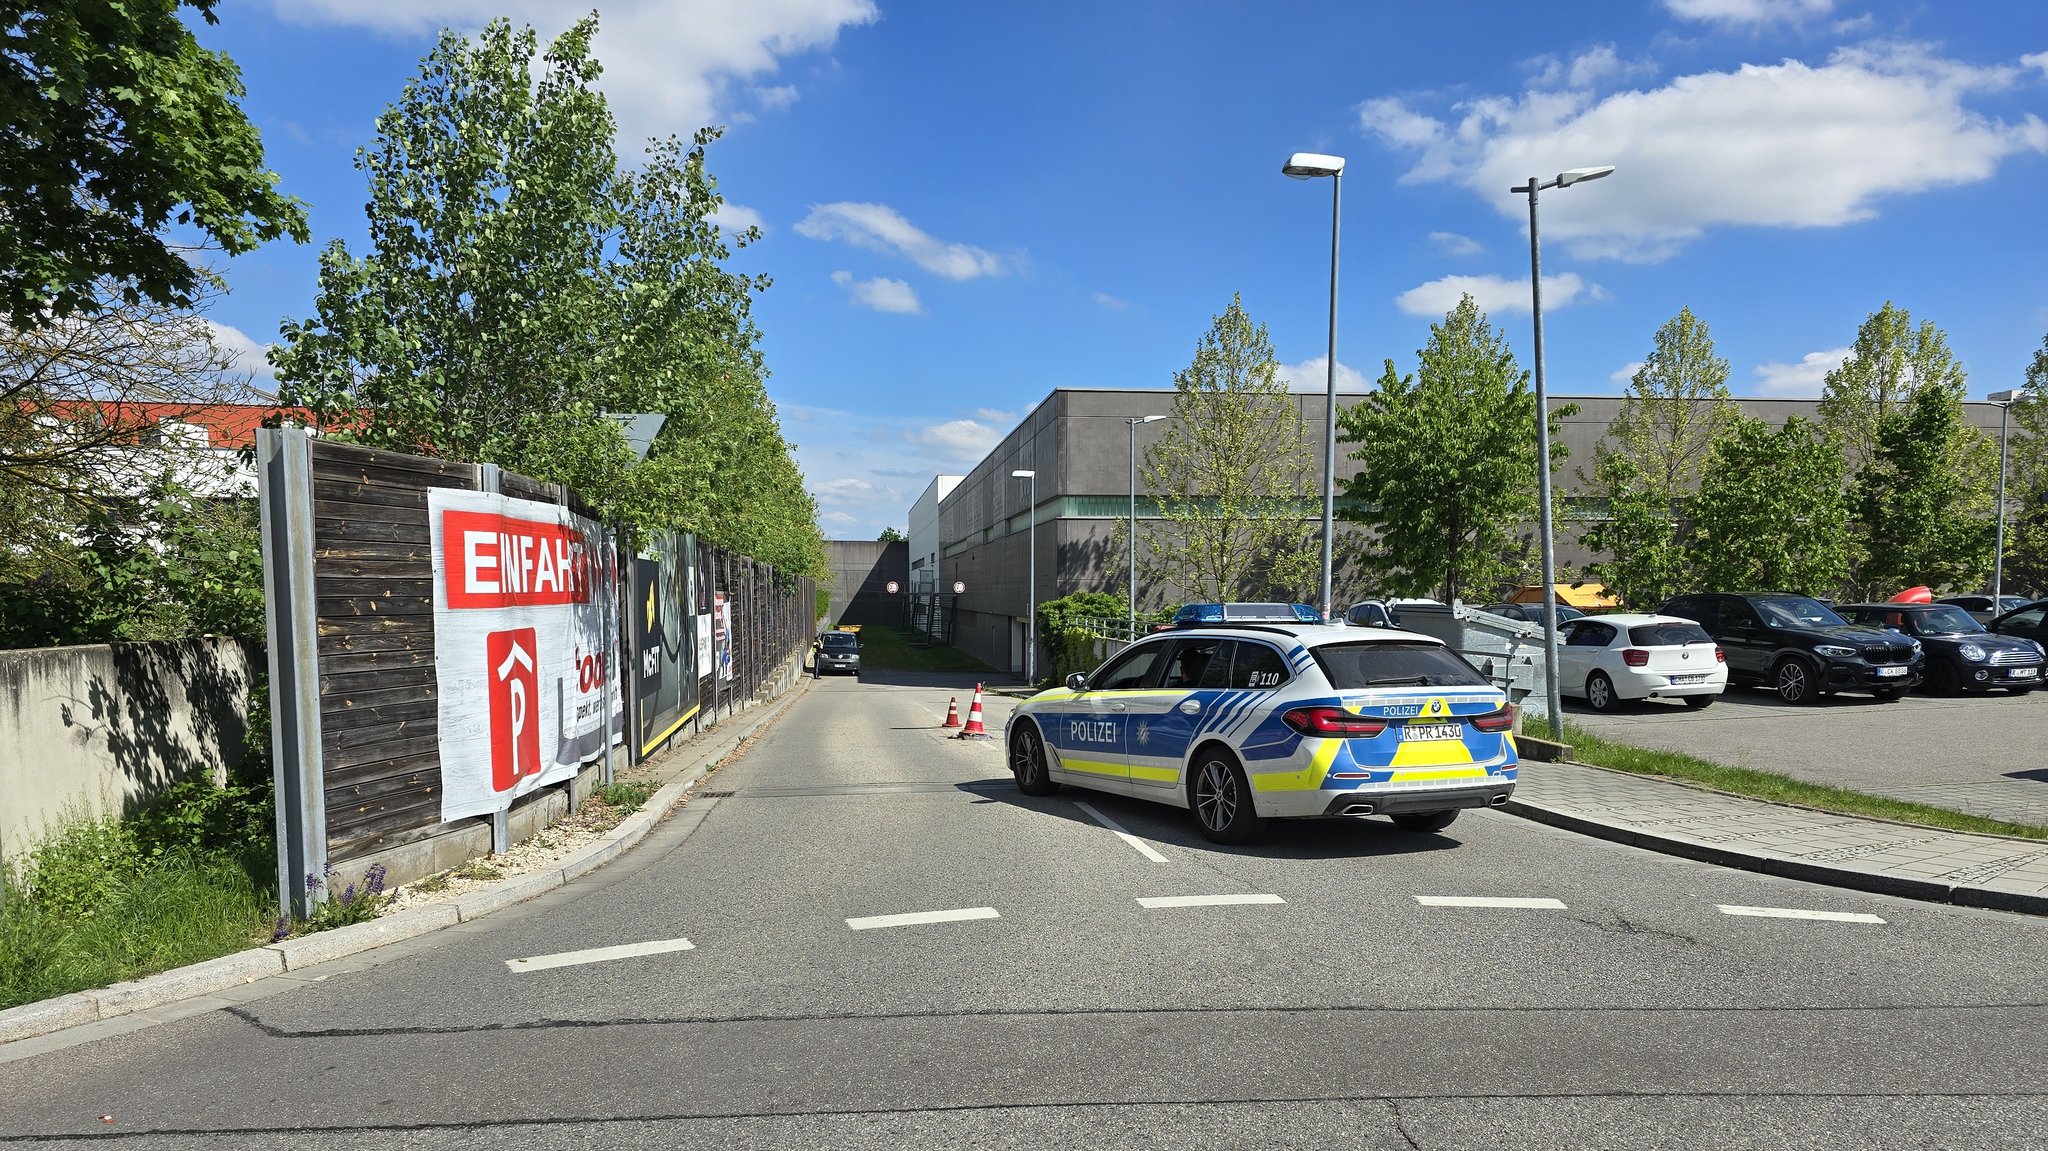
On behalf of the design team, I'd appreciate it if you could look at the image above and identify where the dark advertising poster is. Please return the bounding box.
[634,531,700,755]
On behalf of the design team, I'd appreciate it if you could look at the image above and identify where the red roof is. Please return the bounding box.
[39,401,309,449]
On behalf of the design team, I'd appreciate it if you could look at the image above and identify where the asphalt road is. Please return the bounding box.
[1566,683,2048,826]
[5,675,2048,1148]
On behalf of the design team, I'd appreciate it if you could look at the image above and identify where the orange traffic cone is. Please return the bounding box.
[956,682,990,739]
[942,696,962,728]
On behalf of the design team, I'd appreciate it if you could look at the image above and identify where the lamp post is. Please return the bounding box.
[1990,388,2034,605]
[1511,165,1614,739]
[1011,469,1037,683]
[1126,414,1165,637]
[1284,151,1345,621]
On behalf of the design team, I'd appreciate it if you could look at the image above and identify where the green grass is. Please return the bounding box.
[1560,721,2048,841]
[1,846,276,1011]
[594,780,655,812]
[844,625,996,673]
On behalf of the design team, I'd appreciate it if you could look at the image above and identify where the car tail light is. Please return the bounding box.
[1714,647,1726,663]
[1469,708,1513,733]
[1622,649,1649,667]
[1281,707,1387,738]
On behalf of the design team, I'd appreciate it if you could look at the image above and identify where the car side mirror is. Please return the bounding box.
[1065,672,1089,692]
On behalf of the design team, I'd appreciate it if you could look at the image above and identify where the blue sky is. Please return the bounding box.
[193,0,2047,539]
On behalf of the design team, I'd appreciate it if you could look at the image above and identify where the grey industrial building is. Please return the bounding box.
[886,387,2012,676]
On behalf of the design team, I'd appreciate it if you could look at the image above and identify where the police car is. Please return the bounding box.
[1005,606,1517,843]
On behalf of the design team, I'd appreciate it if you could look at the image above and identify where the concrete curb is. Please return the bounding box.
[1501,794,2048,918]
[0,682,806,1051]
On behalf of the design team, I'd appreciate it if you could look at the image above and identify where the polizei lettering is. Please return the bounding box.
[1068,719,1118,744]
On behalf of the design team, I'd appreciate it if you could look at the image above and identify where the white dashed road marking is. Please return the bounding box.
[1137,894,1286,909]
[506,937,695,973]
[1718,905,1886,923]
[1415,896,1569,909]
[1073,801,1171,863]
[847,907,1002,931]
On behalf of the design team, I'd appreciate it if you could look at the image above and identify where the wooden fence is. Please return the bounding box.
[257,428,815,917]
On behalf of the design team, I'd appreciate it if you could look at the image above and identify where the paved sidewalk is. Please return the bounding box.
[1506,758,2048,916]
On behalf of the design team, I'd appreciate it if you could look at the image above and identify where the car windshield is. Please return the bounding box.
[1314,642,1489,688]
[1756,597,1847,628]
[1629,622,1712,647]
[820,634,858,650]
[1914,606,1983,635]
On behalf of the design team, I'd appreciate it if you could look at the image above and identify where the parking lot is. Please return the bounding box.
[1564,686,2048,828]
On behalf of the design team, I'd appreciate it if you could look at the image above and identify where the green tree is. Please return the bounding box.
[1338,294,1565,602]
[1583,452,1687,608]
[275,17,619,485]
[1580,307,1734,606]
[274,18,823,578]
[1818,301,1970,481]
[1130,294,1317,602]
[877,527,907,542]
[2000,335,2048,597]
[1850,379,1994,596]
[0,0,307,329]
[1686,416,1851,595]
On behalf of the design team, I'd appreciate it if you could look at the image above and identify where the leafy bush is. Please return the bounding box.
[595,780,654,813]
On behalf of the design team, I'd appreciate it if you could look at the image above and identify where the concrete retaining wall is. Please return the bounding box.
[0,638,258,863]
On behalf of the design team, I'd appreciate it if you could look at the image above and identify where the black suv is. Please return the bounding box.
[1656,592,1923,703]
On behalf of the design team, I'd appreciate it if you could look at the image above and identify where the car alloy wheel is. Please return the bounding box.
[1586,671,1617,713]
[1190,752,1263,844]
[1774,658,1814,704]
[1009,724,1058,796]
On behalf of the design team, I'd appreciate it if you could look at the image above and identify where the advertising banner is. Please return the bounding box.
[633,531,701,756]
[429,488,619,821]
[714,591,734,682]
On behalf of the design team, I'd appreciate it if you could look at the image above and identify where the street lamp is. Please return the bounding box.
[1990,388,2034,605]
[1011,469,1037,683]
[1126,414,1165,637]
[1284,151,1345,621]
[1511,164,1614,739]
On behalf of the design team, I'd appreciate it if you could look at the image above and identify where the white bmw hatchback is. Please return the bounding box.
[1005,620,1518,843]
[1556,613,1727,711]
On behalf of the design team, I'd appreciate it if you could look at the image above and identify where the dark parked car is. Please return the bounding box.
[1936,594,2031,624]
[1480,602,1586,626]
[814,630,861,676]
[1838,603,2043,695]
[1656,592,1923,703]
[1987,600,2048,648]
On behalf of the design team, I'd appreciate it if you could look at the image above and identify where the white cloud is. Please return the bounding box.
[1528,45,1655,91]
[1360,45,2048,263]
[814,476,885,501]
[207,320,281,395]
[1275,356,1372,394]
[1663,0,1832,27]
[1611,360,1646,384]
[2024,52,2048,78]
[1092,291,1132,309]
[753,84,799,111]
[267,0,876,148]
[916,418,1002,463]
[1428,231,1484,256]
[798,203,1004,280]
[1393,273,1595,317]
[709,201,766,236]
[1753,347,1851,396]
[973,408,1016,423]
[830,270,923,314]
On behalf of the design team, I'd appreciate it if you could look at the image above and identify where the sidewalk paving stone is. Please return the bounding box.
[1506,758,2048,913]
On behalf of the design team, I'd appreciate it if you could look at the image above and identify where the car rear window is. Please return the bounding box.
[820,634,858,650]
[1313,642,1488,688]
[1629,623,1711,646]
